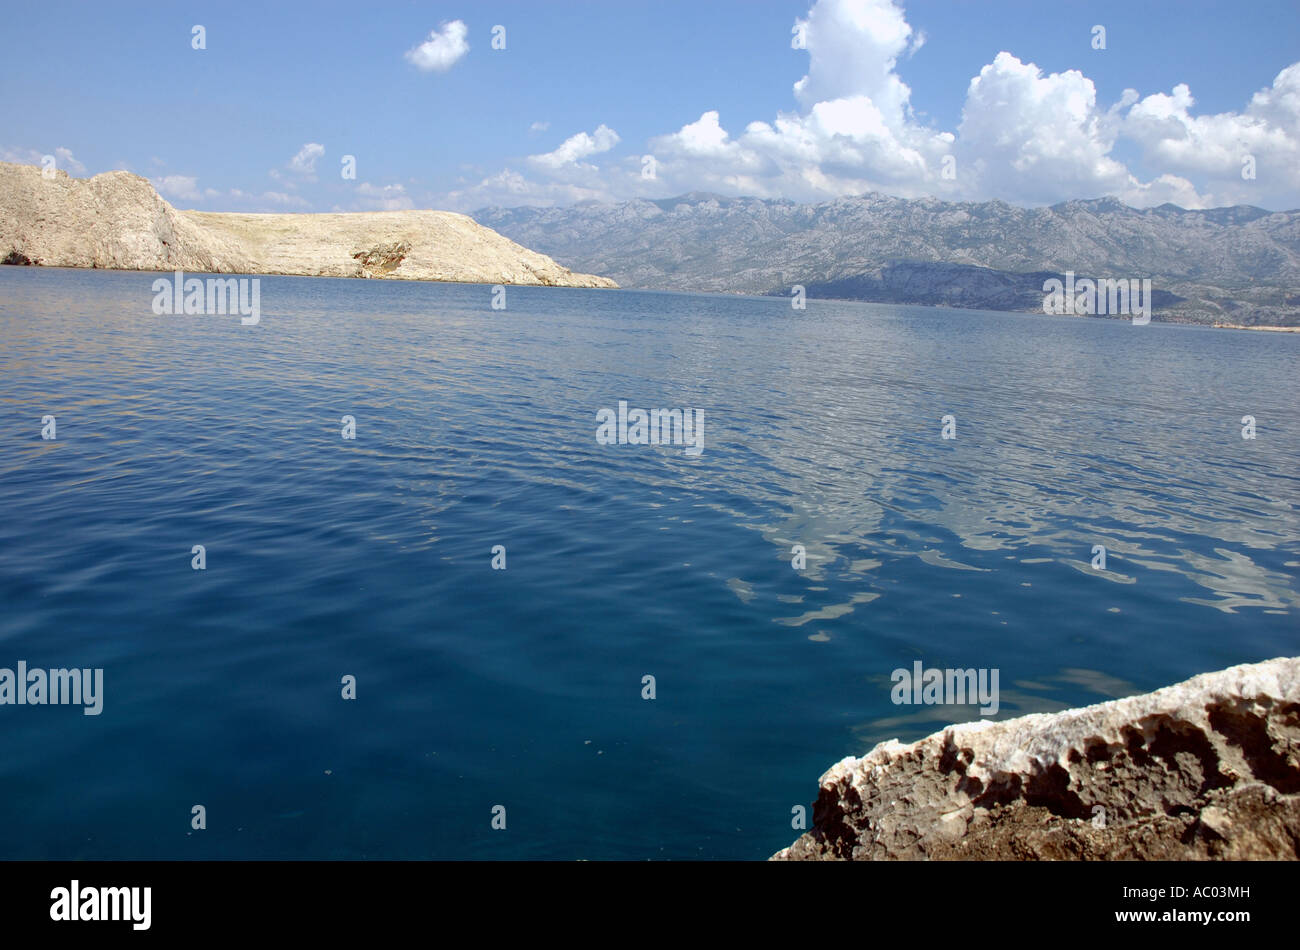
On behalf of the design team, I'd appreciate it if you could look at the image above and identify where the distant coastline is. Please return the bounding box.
[8,160,1299,327]
[475,193,1300,327]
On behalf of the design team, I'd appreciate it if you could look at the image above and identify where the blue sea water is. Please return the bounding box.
[0,266,1296,860]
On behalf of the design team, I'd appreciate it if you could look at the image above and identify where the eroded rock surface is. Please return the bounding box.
[774,657,1300,860]
[0,162,616,288]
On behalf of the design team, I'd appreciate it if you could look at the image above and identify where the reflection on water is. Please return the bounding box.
[700,324,1300,616]
[0,267,1296,859]
[851,667,1142,748]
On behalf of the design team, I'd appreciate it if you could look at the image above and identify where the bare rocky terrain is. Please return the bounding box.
[774,656,1300,860]
[0,162,616,288]
[475,192,1300,325]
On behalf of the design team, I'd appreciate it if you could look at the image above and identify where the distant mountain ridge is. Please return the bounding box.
[473,192,1300,325]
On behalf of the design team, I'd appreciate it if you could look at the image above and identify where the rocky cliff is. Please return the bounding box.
[475,193,1300,325]
[0,162,617,288]
[774,656,1300,860]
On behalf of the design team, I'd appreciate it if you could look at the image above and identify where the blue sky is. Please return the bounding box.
[2,0,1298,211]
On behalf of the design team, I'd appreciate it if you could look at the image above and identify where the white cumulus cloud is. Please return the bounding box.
[1123,64,1300,207]
[956,52,1132,206]
[405,21,470,73]
[443,0,1300,211]
[636,0,955,202]
[528,124,621,170]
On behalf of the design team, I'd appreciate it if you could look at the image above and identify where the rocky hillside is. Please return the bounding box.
[474,193,1300,325]
[0,162,616,288]
[773,656,1300,860]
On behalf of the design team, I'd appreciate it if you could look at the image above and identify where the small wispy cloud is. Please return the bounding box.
[53,147,85,173]
[153,175,202,201]
[230,188,311,210]
[289,142,324,174]
[355,181,415,210]
[0,145,85,173]
[263,190,307,206]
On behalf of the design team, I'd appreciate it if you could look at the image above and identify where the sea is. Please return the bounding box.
[0,266,1296,859]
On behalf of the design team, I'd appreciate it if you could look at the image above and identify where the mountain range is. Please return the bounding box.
[474,192,1300,325]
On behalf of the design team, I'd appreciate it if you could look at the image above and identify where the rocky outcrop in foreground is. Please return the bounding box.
[0,162,616,288]
[774,657,1300,860]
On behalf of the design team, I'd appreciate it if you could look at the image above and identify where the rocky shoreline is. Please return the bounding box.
[774,657,1300,860]
[0,162,616,289]
[1211,323,1300,332]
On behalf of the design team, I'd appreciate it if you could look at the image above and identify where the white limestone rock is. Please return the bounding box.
[0,162,617,289]
[774,656,1300,860]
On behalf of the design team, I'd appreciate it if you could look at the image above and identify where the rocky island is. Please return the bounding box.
[0,162,617,289]
[774,656,1299,860]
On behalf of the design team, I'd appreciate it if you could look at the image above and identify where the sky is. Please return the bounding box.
[2,0,1298,212]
